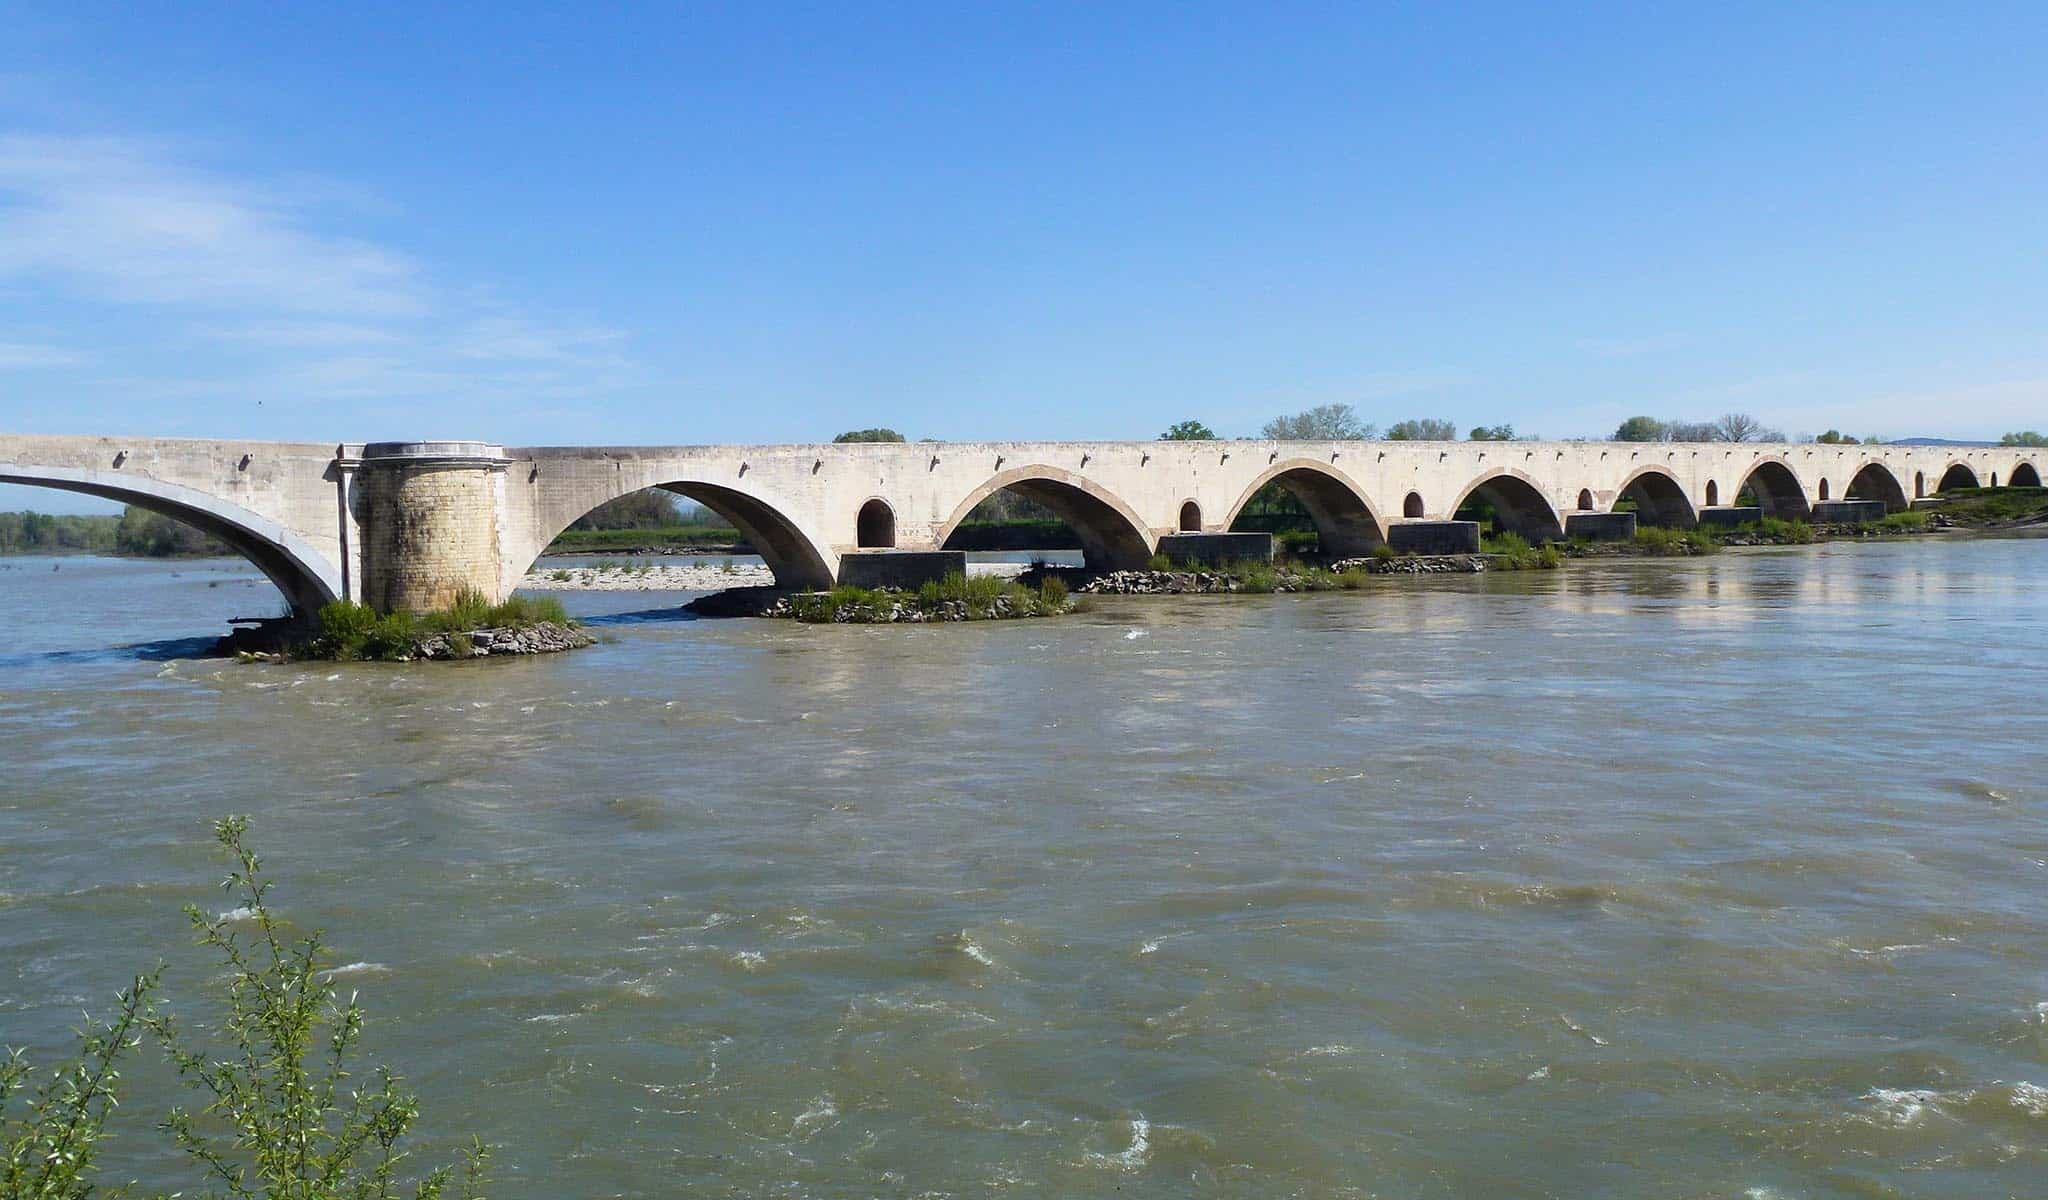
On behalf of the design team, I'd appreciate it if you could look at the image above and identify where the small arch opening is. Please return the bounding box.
[1914,471,1926,499]
[1818,478,1830,500]
[856,498,896,548]
[1990,472,2000,487]
[1705,480,1720,507]
[1576,488,1594,511]
[1403,491,1425,519]
[1937,464,1980,492]
[2011,462,2042,488]
[1178,500,1202,532]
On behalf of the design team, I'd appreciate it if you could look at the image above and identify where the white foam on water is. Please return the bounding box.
[958,937,995,967]
[1300,1044,1356,1058]
[2008,1080,2048,1116]
[216,906,259,922]
[792,1094,837,1139]
[525,1012,579,1024]
[1123,629,1147,640]
[1526,1065,1551,1081]
[1559,1014,1608,1047]
[1084,1116,1151,1170]
[1860,1087,1941,1126]
[323,961,389,979]
[730,950,767,970]
[1138,940,1159,954]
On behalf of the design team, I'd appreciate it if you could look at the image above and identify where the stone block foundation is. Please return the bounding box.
[1390,520,1481,555]
[1565,512,1636,542]
[836,550,967,590]
[1154,531,1275,565]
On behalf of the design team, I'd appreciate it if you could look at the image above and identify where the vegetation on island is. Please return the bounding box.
[788,572,1073,623]
[1,817,487,1200]
[304,589,575,661]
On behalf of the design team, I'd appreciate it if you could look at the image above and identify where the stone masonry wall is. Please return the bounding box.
[358,463,503,612]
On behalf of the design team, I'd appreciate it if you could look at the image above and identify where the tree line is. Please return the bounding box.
[0,507,234,556]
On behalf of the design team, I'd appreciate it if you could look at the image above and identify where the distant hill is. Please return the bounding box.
[1885,437,1999,447]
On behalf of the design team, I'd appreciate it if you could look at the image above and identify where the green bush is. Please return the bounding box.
[1752,517,1816,544]
[306,590,572,660]
[1633,525,1720,555]
[1876,509,1930,532]
[1147,552,1175,571]
[1371,544,1398,563]
[2,973,159,1200]
[789,572,1076,622]
[1,819,486,1200]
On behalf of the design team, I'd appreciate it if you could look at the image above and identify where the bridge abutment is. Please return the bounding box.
[356,442,508,613]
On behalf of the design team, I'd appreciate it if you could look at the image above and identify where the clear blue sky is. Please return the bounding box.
[3,3,2044,510]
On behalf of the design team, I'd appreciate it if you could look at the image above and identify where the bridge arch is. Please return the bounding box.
[531,478,835,589]
[1844,461,1909,512]
[1937,463,1980,492]
[0,462,340,617]
[1734,458,1810,519]
[2012,462,2042,488]
[1223,459,1386,558]
[1451,468,1565,542]
[856,497,896,548]
[1613,466,1696,528]
[1178,499,1202,532]
[939,465,1153,571]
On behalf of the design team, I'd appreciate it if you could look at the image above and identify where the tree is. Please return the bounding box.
[1468,423,1514,441]
[1159,420,1217,441]
[1665,421,1719,442]
[833,428,906,443]
[1385,418,1458,441]
[1712,413,1762,442]
[1613,416,1666,442]
[569,490,681,530]
[1814,430,1859,444]
[1260,403,1374,440]
[2000,430,2048,446]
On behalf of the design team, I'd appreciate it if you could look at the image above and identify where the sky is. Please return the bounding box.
[3,3,2046,511]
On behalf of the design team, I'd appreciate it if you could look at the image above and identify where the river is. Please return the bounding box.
[2,537,2044,1198]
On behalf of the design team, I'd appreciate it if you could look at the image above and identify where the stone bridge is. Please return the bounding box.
[3,432,2041,615]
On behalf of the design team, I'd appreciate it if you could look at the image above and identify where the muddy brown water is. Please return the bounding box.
[2,537,2044,1197]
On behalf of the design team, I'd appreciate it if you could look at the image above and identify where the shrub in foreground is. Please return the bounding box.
[2,818,485,1200]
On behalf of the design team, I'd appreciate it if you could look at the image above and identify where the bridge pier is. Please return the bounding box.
[356,442,509,613]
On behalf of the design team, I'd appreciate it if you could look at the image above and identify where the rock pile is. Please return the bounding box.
[406,622,594,660]
[1080,570,1242,594]
[1328,556,1488,575]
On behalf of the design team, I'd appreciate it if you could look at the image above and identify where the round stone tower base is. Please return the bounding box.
[356,441,508,614]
